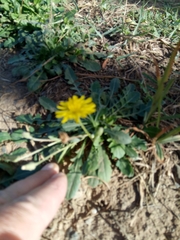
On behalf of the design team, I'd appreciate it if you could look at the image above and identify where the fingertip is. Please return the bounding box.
[41,163,59,173]
[50,173,68,197]
[48,171,67,192]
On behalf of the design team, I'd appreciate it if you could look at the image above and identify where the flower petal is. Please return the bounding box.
[55,95,96,123]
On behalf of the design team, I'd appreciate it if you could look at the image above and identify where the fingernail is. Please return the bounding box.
[41,163,59,172]
[50,172,65,179]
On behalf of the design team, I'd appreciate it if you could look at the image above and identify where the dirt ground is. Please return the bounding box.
[0,0,180,239]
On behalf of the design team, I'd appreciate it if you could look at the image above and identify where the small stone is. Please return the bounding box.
[91,208,97,215]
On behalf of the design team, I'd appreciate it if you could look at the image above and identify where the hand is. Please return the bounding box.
[0,163,67,240]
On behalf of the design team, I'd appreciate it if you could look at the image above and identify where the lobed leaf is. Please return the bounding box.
[125,146,138,158]
[39,96,57,112]
[116,158,134,177]
[131,135,147,151]
[110,145,125,159]
[105,129,132,144]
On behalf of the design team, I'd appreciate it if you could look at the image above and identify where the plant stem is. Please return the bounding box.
[14,141,60,162]
[79,119,93,141]
[21,142,78,171]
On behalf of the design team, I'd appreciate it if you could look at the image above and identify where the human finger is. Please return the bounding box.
[0,172,67,240]
[0,163,59,204]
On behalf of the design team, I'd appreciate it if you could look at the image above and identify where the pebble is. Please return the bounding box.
[91,208,97,215]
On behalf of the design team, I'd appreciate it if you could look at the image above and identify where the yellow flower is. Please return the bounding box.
[55,95,96,123]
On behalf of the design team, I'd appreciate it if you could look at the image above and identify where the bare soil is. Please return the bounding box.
[0,0,180,239]
[43,163,180,240]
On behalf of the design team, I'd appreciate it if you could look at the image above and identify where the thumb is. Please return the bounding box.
[0,173,67,240]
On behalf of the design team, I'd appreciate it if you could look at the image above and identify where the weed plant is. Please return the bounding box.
[0,42,180,199]
[1,0,102,92]
[0,0,180,199]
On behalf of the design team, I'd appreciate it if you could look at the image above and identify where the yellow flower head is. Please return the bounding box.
[55,95,96,123]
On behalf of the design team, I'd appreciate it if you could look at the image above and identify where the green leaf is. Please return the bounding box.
[116,158,134,177]
[0,132,11,143]
[50,144,69,163]
[61,121,81,132]
[16,114,34,124]
[93,127,104,148]
[144,41,180,125]
[131,135,147,151]
[83,146,99,174]
[88,173,99,188]
[0,154,17,162]
[66,172,81,200]
[64,9,76,20]
[3,37,15,48]
[80,60,101,72]
[155,143,164,161]
[64,66,77,81]
[39,97,57,112]
[109,78,120,97]
[10,148,27,156]
[11,130,27,141]
[0,162,15,175]
[143,126,161,138]
[91,81,101,94]
[27,75,42,92]
[0,148,27,162]
[125,146,138,158]
[157,126,180,143]
[8,54,26,64]
[53,65,62,75]
[69,141,86,171]
[121,84,140,104]
[114,83,150,119]
[157,135,180,144]
[22,132,33,139]
[110,145,125,159]
[116,52,135,61]
[90,81,103,106]
[105,129,132,144]
[98,148,112,182]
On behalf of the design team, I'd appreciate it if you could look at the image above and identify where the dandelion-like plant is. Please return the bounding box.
[0,79,150,199]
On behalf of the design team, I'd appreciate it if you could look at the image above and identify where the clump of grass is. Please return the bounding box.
[1,0,103,92]
[78,0,180,43]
